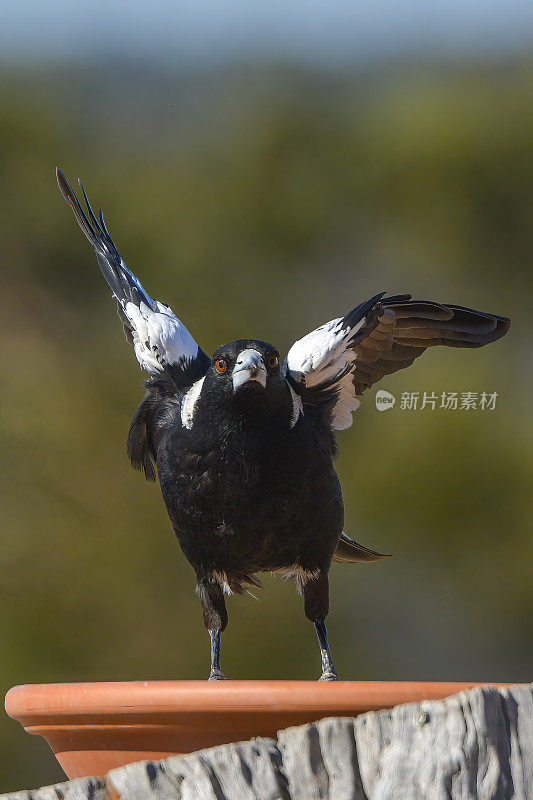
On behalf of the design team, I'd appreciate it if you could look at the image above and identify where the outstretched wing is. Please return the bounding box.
[57,168,210,389]
[285,293,510,430]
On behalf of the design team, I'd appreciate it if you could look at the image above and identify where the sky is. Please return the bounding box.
[1,0,533,66]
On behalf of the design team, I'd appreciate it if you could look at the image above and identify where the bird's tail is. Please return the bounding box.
[332,532,392,563]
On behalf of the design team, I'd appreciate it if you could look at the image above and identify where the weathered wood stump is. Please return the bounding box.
[3,683,532,800]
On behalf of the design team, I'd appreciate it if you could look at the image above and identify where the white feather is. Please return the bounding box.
[286,314,367,431]
[287,381,304,428]
[124,300,199,375]
[287,316,365,385]
[181,377,205,429]
[331,372,361,430]
[287,318,343,377]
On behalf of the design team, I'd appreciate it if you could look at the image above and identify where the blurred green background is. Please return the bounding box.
[1,43,532,792]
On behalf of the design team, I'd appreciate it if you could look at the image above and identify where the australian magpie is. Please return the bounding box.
[57,168,511,681]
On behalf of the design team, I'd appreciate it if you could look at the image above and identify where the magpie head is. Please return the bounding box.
[202,339,289,416]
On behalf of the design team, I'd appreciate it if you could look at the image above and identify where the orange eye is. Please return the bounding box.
[215,358,227,373]
[268,354,279,369]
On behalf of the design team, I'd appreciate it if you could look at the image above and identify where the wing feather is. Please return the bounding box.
[285,293,510,430]
[57,168,210,388]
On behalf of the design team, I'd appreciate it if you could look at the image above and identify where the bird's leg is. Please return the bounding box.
[314,620,340,682]
[196,575,228,681]
[209,629,224,681]
[302,570,341,682]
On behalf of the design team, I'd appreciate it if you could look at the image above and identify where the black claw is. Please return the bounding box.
[208,670,227,681]
[318,671,341,682]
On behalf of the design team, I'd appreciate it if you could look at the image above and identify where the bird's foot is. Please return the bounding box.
[318,670,341,682]
[208,669,227,681]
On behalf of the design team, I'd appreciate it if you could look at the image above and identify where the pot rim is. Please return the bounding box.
[6,680,507,726]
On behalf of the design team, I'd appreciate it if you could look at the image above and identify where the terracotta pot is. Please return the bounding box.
[5,680,504,780]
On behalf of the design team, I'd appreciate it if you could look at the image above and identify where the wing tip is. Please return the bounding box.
[341,291,387,329]
[56,166,75,204]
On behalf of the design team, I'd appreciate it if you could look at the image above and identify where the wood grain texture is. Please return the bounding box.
[3,683,531,800]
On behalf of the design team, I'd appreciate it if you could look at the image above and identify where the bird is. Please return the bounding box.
[56,168,511,681]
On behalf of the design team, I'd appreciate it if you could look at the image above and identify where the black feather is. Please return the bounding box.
[56,168,157,311]
[127,375,180,481]
[332,532,392,563]
[127,406,156,481]
[340,291,386,331]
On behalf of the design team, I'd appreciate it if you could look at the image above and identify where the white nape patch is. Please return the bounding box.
[287,381,303,428]
[181,376,205,429]
[124,300,199,375]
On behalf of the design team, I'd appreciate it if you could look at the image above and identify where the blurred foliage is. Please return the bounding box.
[0,56,532,790]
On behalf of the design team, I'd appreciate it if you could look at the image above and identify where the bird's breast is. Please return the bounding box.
[157,416,342,572]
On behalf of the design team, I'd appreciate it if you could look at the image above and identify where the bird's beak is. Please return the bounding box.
[232,349,267,391]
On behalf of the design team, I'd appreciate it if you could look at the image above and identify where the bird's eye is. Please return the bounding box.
[268,354,279,369]
[215,358,227,374]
